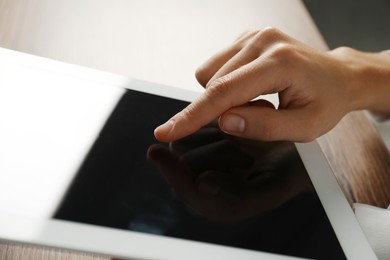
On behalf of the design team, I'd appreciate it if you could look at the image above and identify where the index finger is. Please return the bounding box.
[154,58,284,142]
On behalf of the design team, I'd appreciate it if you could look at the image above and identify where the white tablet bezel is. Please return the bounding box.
[0,48,377,260]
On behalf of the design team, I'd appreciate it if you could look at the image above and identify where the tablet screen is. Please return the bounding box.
[0,62,346,259]
[48,89,345,259]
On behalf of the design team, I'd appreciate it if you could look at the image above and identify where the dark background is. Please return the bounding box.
[303,0,390,51]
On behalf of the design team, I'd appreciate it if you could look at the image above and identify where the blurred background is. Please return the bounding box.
[304,0,390,150]
[304,0,390,51]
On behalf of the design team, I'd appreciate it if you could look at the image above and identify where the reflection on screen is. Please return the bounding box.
[53,90,346,260]
[0,63,125,218]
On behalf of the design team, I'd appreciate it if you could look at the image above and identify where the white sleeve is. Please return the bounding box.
[354,203,390,260]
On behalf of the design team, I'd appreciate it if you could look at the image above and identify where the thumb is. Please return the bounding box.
[219,102,317,142]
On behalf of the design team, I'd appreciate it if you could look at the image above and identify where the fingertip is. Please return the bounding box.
[154,120,174,142]
[147,144,166,162]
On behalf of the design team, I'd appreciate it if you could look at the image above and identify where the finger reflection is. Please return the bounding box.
[148,126,312,224]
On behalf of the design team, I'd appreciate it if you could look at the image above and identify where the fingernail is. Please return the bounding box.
[221,114,245,133]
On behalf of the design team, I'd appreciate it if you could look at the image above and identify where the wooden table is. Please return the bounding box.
[1,0,390,259]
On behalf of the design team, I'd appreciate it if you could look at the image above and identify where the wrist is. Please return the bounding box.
[330,47,390,113]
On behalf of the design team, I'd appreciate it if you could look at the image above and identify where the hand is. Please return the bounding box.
[148,126,312,224]
[155,27,390,142]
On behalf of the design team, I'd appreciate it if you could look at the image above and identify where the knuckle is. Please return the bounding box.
[180,104,198,121]
[207,76,232,97]
[271,43,295,60]
[328,46,359,62]
[330,46,354,56]
[206,76,238,109]
[261,26,281,35]
[253,27,284,44]
[246,27,291,56]
[267,43,300,72]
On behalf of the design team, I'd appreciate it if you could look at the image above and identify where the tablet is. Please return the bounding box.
[0,48,376,260]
